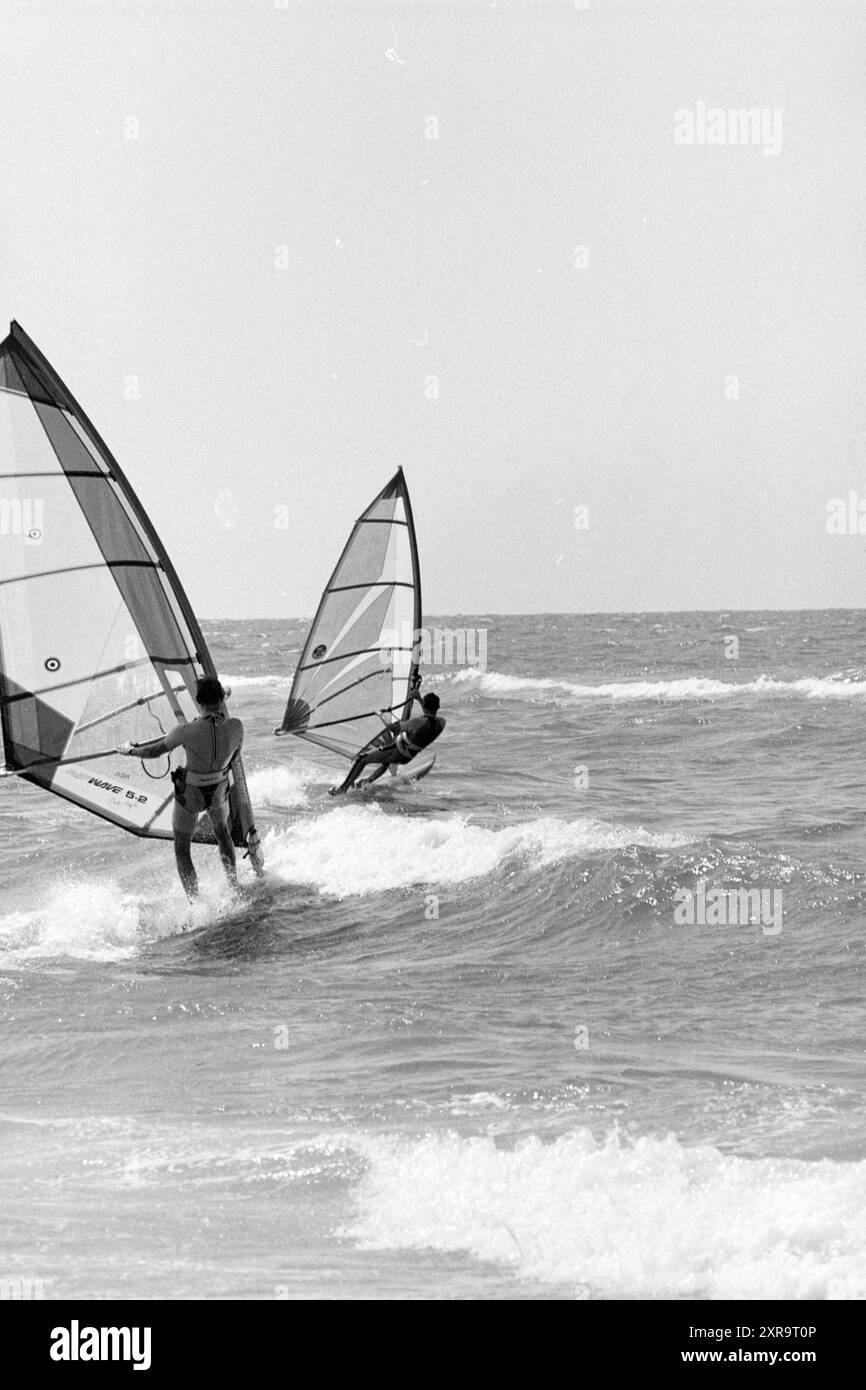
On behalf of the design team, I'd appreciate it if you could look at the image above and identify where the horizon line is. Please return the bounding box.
[199,604,866,622]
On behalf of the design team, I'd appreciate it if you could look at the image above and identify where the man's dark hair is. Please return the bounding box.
[196,676,225,707]
[421,692,440,714]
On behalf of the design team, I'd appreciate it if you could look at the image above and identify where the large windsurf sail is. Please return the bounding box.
[0,321,262,868]
[275,468,421,759]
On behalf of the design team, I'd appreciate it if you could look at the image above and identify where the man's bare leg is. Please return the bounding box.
[357,760,391,786]
[174,832,198,901]
[331,751,384,794]
[213,820,238,889]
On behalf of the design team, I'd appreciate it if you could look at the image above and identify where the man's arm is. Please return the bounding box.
[377,675,422,725]
[374,713,398,737]
[227,723,244,768]
[375,709,407,736]
[120,725,186,759]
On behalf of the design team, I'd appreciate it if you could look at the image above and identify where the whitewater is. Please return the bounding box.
[1,610,865,1300]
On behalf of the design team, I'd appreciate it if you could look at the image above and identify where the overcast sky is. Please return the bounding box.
[2,0,865,619]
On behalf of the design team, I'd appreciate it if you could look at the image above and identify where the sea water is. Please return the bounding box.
[1,611,865,1301]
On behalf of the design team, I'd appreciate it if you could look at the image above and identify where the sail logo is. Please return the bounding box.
[50,1321,151,1371]
[88,777,125,795]
[0,497,44,545]
[674,102,783,156]
[673,880,782,936]
[380,625,488,671]
[86,775,149,805]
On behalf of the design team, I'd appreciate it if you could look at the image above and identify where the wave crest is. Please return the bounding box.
[446,670,866,703]
[267,806,687,897]
[341,1127,866,1298]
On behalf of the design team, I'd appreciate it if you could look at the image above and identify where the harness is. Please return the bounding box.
[185,769,231,787]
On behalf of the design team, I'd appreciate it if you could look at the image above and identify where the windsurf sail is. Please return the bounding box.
[0,321,262,869]
[276,468,421,759]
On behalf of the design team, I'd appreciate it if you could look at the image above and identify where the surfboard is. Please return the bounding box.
[354,750,436,791]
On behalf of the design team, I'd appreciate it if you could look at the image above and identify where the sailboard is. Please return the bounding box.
[0,321,263,871]
[354,749,436,791]
[274,468,424,767]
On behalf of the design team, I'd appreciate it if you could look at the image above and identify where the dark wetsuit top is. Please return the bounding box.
[392,713,445,758]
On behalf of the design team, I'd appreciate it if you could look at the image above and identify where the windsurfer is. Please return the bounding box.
[328,677,445,795]
[118,677,243,899]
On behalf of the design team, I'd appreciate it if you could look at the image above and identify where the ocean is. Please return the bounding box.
[2,609,866,1302]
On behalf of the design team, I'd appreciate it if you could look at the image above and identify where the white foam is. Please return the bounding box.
[446,669,866,703]
[266,805,687,898]
[341,1128,866,1299]
[205,667,866,704]
[245,762,315,810]
[0,881,144,963]
[0,875,246,964]
[219,673,293,689]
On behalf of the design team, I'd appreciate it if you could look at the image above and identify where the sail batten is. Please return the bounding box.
[277,468,422,760]
[0,322,261,865]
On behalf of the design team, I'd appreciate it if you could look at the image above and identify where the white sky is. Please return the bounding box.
[2,0,865,618]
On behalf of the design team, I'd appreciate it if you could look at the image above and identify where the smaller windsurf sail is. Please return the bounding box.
[276,468,421,759]
[0,321,263,871]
